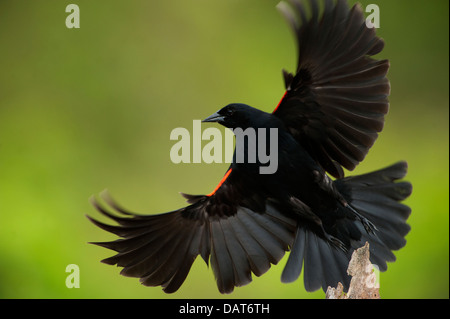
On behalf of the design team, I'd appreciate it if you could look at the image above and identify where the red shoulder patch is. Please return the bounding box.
[207,168,232,196]
[272,91,287,114]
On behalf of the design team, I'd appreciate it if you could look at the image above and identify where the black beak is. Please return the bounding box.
[202,112,225,123]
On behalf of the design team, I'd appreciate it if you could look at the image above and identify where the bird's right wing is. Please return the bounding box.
[273,0,390,178]
[87,167,296,294]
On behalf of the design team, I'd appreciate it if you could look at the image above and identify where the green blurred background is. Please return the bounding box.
[0,0,448,299]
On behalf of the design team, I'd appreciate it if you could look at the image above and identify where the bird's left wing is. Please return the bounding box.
[87,168,296,294]
[274,0,390,178]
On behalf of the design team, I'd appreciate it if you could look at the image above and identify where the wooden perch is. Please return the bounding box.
[326,242,380,299]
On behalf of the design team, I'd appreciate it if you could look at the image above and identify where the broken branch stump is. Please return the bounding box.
[326,242,380,299]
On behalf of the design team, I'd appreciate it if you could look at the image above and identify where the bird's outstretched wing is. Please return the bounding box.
[274,0,390,178]
[87,168,296,294]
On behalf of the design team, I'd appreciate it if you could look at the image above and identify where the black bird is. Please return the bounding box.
[88,0,412,294]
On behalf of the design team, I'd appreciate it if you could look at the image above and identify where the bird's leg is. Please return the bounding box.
[312,170,378,235]
[289,196,347,252]
[346,203,378,234]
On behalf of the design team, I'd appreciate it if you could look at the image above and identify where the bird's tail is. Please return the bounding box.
[282,161,412,292]
[336,161,412,269]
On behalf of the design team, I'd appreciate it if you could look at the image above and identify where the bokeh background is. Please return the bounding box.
[0,0,448,299]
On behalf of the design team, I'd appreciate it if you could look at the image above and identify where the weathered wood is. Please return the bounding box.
[326,242,380,299]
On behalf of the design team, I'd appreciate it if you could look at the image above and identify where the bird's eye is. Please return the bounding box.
[226,108,235,116]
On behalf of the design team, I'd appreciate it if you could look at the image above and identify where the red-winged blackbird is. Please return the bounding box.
[88,0,412,294]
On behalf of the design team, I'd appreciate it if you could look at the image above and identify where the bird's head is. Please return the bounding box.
[202,103,260,129]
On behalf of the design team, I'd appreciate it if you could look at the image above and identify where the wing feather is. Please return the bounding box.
[274,0,390,177]
[88,168,296,294]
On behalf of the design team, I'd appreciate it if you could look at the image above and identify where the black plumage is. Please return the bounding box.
[88,0,412,294]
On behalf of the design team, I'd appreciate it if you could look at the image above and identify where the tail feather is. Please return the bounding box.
[303,230,352,292]
[303,230,324,292]
[282,228,352,291]
[281,228,306,283]
[317,237,351,291]
[282,161,412,292]
[338,161,412,271]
